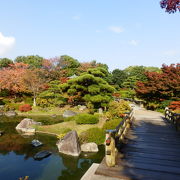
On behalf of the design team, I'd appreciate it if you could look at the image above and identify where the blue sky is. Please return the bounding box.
[0,0,179,70]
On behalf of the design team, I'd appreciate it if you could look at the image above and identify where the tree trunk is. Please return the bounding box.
[33,97,36,107]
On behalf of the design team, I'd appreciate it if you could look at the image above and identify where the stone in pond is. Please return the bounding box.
[34,150,52,160]
[63,110,77,118]
[31,139,43,147]
[56,130,81,156]
[81,143,99,152]
[16,118,41,135]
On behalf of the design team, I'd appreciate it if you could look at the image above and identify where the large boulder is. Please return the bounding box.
[16,118,37,135]
[81,143,99,152]
[63,110,77,118]
[4,111,17,117]
[56,130,81,156]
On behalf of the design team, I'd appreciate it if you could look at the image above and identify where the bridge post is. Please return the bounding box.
[105,131,117,167]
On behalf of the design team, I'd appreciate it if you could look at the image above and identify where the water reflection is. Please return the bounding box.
[0,120,104,180]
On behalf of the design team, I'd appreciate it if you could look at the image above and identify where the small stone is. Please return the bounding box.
[79,105,87,111]
[51,114,57,118]
[81,143,99,152]
[4,111,17,117]
[31,139,43,147]
[63,110,77,118]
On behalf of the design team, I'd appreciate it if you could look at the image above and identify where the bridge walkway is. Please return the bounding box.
[95,109,180,180]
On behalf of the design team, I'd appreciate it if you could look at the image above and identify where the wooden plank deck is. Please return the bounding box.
[95,109,180,180]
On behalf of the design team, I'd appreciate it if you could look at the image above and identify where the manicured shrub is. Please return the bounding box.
[19,104,32,112]
[102,118,122,130]
[75,113,99,124]
[79,128,105,145]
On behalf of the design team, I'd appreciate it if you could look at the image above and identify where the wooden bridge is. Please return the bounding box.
[82,107,180,180]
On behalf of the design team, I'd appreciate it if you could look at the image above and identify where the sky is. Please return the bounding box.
[0,0,179,70]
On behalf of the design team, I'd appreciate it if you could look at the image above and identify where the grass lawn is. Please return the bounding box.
[17,105,89,116]
[34,115,107,136]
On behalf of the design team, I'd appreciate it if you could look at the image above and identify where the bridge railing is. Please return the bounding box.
[165,107,180,131]
[105,109,134,167]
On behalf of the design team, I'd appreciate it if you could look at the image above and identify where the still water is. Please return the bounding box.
[0,117,104,180]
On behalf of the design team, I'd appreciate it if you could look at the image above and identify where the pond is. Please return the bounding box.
[0,116,105,180]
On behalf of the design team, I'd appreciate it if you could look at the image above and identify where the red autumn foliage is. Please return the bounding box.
[160,0,180,13]
[60,77,69,84]
[112,93,121,97]
[19,104,32,112]
[136,64,180,101]
[168,101,180,110]
[0,63,29,94]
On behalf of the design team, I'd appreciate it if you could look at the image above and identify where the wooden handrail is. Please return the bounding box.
[165,107,180,131]
[105,109,134,167]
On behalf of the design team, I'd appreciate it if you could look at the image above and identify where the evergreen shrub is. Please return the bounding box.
[79,128,105,145]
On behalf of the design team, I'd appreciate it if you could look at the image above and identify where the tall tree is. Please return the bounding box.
[0,63,29,95]
[15,55,43,68]
[60,73,114,109]
[0,58,13,68]
[160,0,180,13]
[136,63,180,101]
[112,69,127,87]
[23,69,46,106]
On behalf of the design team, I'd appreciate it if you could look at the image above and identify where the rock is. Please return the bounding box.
[34,150,52,160]
[0,105,4,109]
[63,110,77,118]
[4,111,17,117]
[98,108,103,114]
[31,139,43,147]
[51,114,57,118]
[79,105,87,111]
[16,118,38,135]
[56,130,81,156]
[18,128,35,135]
[0,131,4,136]
[81,143,99,152]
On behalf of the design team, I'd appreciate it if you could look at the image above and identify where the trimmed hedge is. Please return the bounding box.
[79,128,105,145]
[75,113,99,124]
[103,118,122,130]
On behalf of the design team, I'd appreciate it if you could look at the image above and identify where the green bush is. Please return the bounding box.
[107,100,130,118]
[102,118,122,130]
[23,97,33,105]
[27,115,64,125]
[75,113,99,124]
[79,128,105,145]
[63,116,74,122]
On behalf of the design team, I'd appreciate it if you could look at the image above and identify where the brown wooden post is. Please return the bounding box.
[105,132,116,167]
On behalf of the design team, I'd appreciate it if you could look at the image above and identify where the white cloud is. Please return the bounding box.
[72,15,80,20]
[129,40,139,46]
[164,50,179,56]
[109,26,124,33]
[0,32,15,55]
